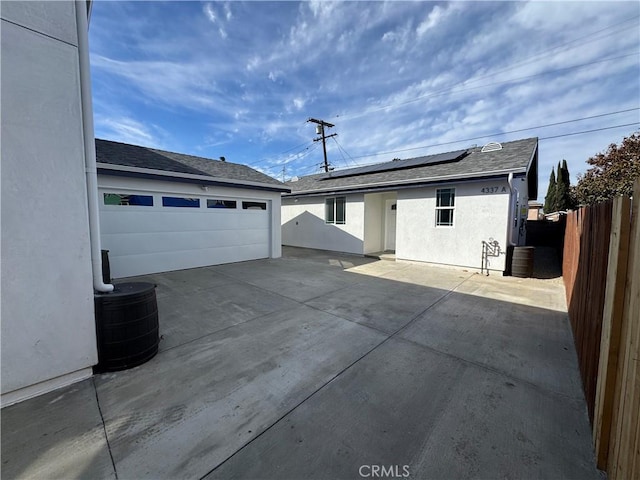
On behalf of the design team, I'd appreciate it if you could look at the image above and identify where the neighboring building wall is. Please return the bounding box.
[1,1,97,405]
[98,175,283,277]
[282,194,364,254]
[396,180,511,271]
[528,204,543,221]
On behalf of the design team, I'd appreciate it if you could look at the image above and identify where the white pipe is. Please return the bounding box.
[76,1,114,293]
[507,173,518,247]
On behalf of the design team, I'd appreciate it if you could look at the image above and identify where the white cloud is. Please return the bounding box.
[293,98,305,110]
[203,2,229,39]
[91,55,220,111]
[246,56,260,72]
[96,116,163,147]
[268,70,281,82]
[416,5,447,37]
[224,3,232,21]
[89,0,640,194]
[203,3,216,24]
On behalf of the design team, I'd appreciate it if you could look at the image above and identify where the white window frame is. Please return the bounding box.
[325,196,346,224]
[435,188,455,227]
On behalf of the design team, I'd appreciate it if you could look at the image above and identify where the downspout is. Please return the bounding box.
[76,0,114,293]
[507,173,518,247]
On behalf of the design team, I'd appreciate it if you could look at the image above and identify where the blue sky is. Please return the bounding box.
[89,1,640,200]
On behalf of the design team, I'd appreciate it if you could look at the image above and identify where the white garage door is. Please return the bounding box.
[99,190,271,278]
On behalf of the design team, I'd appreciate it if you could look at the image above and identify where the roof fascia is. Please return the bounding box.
[285,173,518,199]
[285,167,526,197]
[97,164,290,193]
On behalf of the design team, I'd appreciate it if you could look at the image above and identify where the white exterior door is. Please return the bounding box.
[384,200,397,251]
[99,189,271,278]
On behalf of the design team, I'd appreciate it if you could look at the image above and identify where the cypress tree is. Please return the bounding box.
[544,167,557,213]
[556,159,571,211]
[561,159,574,209]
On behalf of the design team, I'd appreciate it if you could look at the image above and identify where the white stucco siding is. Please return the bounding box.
[363,193,384,254]
[1,2,97,402]
[396,180,511,270]
[282,194,364,254]
[98,175,282,277]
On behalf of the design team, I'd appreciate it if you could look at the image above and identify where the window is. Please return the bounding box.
[207,199,237,209]
[162,196,200,208]
[325,196,346,224]
[104,193,153,206]
[242,201,266,210]
[435,188,455,227]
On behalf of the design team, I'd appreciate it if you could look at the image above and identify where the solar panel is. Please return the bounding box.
[322,149,468,180]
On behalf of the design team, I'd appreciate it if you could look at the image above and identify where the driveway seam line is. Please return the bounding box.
[391,334,584,402]
[209,263,383,307]
[92,377,119,480]
[199,272,474,479]
[156,303,303,354]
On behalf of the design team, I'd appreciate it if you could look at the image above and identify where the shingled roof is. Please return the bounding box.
[287,137,538,197]
[95,139,288,192]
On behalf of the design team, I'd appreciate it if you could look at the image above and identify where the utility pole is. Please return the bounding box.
[308,118,337,173]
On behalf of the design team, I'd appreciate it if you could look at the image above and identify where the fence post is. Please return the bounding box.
[609,178,640,479]
[593,196,631,469]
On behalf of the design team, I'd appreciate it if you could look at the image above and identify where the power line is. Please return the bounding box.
[331,136,352,168]
[332,136,357,167]
[286,123,640,179]
[539,123,639,140]
[455,18,640,89]
[244,140,315,167]
[337,51,639,120]
[347,107,640,161]
[333,15,640,120]
[279,142,321,166]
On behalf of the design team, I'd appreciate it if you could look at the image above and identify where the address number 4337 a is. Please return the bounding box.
[480,186,507,194]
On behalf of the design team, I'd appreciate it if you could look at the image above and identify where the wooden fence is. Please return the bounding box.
[562,179,640,479]
[562,200,613,423]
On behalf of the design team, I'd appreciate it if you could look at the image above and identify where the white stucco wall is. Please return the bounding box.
[396,180,511,270]
[363,193,384,254]
[282,194,364,254]
[1,1,97,404]
[98,175,283,277]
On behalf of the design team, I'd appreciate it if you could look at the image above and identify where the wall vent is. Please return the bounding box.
[481,142,502,152]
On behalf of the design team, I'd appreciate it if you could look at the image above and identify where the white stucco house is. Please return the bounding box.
[96,139,289,278]
[282,138,538,273]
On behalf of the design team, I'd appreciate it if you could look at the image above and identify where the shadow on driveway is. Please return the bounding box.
[1,247,598,480]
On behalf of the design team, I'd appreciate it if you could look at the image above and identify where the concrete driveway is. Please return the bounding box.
[2,247,599,479]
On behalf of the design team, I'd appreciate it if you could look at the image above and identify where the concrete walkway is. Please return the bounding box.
[1,247,599,479]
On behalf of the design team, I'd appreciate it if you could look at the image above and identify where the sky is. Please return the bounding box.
[89,1,640,201]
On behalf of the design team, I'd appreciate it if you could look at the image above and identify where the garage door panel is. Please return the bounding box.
[101,209,268,235]
[99,189,271,277]
[109,243,270,278]
[102,229,270,257]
